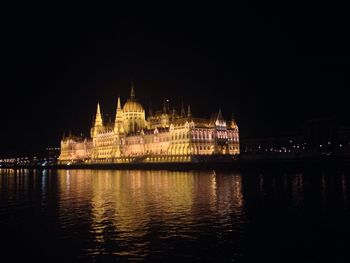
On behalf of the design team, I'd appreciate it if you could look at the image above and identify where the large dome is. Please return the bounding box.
[123,81,144,112]
[123,99,144,112]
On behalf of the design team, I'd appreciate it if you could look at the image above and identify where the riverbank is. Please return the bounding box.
[2,155,350,171]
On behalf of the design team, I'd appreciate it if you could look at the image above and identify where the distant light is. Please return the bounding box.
[320,144,323,147]
[328,141,331,145]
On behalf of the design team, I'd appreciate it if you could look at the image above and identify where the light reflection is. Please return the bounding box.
[55,169,245,257]
[0,169,349,260]
[66,170,71,189]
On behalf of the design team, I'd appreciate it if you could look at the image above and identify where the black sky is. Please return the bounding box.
[2,1,350,156]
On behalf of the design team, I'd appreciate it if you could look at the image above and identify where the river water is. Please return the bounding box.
[0,169,349,262]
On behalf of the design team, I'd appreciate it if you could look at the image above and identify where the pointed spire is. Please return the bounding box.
[130,80,135,99]
[117,96,121,109]
[181,100,186,117]
[115,97,123,129]
[215,109,226,127]
[230,112,237,128]
[97,102,101,115]
[217,108,223,120]
[187,104,191,118]
[94,102,103,127]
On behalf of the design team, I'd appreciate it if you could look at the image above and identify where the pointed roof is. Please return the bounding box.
[217,109,223,121]
[215,109,226,127]
[130,80,135,99]
[117,97,122,109]
[230,112,238,128]
[187,104,191,118]
[180,101,186,117]
[94,102,103,126]
[97,102,101,115]
[216,109,225,122]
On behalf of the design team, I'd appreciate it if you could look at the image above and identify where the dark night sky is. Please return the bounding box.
[2,1,350,156]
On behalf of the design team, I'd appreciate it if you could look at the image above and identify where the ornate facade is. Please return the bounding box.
[59,83,239,164]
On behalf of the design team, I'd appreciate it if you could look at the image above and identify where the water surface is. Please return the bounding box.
[0,169,349,262]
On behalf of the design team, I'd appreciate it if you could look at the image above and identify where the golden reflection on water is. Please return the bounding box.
[56,169,244,255]
[1,168,350,260]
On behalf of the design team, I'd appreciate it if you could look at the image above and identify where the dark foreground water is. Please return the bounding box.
[0,169,349,262]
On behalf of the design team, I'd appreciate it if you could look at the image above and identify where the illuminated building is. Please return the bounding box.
[59,133,92,162]
[58,82,239,163]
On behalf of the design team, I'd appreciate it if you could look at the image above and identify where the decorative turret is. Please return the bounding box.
[117,96,122,109]
[230,112,238,129]
[130,80,135,99]
[180,101,186,117]
[187,104,192,118]
[94,103,103,127]
[114,97,124,133]
[215,109,226,128]
[91,102,103,137]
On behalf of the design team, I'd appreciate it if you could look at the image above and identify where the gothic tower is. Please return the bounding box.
[91,103,103,138]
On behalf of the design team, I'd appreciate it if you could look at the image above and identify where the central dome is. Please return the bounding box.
[122,81,144,112]
[123,100,144,112]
